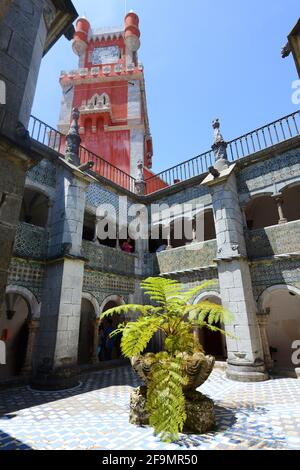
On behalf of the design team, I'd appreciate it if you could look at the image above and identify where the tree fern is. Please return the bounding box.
[99,276,234,442]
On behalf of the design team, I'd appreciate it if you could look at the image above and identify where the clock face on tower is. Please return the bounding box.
[92,46,120,65]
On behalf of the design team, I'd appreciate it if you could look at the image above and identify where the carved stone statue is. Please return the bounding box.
[135,159,146,195]
[65,108,81,166]
[211,118,229,171]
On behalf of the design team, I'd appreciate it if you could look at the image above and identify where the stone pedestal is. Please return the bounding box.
[129,386,216,434]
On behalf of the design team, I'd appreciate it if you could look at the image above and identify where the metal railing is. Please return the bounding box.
[78,146,135,192]
[145,110,300,194]
[28,116,64,153]
[28,116,136,193]
[227,110,300,161]
[29,110,300,196]
[144,149,215,195]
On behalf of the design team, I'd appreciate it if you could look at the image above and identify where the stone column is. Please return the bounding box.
[21,319,40,376]
[257,314,273,370]
[0,0,75,318]
[92,318,99,364]
[273,195,287,225]
[201,120,268,382]
[32,117,93,390]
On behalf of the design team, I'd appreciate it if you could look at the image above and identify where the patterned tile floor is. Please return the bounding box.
[0,366,300,450]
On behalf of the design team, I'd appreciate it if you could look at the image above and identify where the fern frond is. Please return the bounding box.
[141,277,182,306]
[186,301,234,325]
[147,355,187,442]
[100,304,161,320]
[121,316,163,358]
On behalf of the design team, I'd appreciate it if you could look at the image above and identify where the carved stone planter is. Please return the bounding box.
[130,352,216,434]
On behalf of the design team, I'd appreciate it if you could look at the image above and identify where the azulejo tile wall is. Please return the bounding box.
[7,258,45,302]
[83,269,135,306]
[13,223,49,260]
[250,258,300,301]
[156,240,217,274]
[27,159,56,188]
[82,241,136,276]
[237,148,300,195]
[246,220,300,259]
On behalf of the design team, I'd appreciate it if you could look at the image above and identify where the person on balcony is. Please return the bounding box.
[121,238,134,253]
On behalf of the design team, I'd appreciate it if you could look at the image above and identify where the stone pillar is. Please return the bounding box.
[21,319,40,376]
[92,318,99,364]
[273,195,287,225]
[0,0,76,319]
[257,314,274,370]
[32,121,93,389]
[201,120,268,382]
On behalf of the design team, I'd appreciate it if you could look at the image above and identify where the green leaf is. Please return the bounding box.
[120,316,163,358]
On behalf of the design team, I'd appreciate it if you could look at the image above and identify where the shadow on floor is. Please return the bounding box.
[0,430,32,450]
[0,365,141,419]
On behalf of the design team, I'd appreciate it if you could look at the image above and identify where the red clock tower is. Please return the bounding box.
[58,12,153,179]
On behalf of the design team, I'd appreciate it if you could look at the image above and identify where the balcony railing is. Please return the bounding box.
[227,110,300,161]
[145,110,300,194]
[145,149,215,195]
[28,116,136,193]
[29,110,300,196]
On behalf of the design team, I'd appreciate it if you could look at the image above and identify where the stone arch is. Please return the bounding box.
[258,284,300,370]
[280,182,300,222]
[0,286,40,379]
[20,186,50,228]
[193,290,227,360]
[99,295,125,316]
[6,285,40,319]
[82,292,100,317]
[98,295,126,361]
[244,193,278,230]
[78,294,99,366]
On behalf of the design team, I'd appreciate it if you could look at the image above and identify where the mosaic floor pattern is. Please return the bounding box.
[0,367,300,450]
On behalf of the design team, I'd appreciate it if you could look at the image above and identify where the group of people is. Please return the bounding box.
[97,318,121,361]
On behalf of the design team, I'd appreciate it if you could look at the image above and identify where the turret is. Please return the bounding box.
[72,17,90,60]
[125,11,140,64]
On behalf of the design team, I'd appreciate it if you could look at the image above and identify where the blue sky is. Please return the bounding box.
[32,0,300,173]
